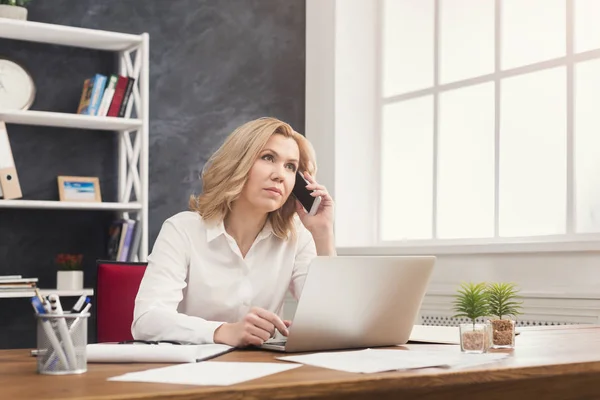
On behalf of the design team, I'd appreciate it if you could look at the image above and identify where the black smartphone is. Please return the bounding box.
[292,171,321,216]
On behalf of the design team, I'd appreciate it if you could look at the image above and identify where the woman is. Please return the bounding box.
[132,117,335,347]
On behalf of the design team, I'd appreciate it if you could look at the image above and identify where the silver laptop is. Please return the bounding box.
[260,255,436,353]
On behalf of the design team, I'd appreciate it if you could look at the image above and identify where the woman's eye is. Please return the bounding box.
[262,154,274,161]
[286,163,297,172]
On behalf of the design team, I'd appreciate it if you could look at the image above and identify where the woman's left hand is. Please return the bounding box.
[295,171,335,239]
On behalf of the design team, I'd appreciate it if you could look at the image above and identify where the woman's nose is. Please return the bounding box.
[270,164,286,180]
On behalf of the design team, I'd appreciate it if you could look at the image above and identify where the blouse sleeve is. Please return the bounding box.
[131,218,224,344]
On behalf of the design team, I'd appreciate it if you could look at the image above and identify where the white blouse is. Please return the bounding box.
[131,211,317,344]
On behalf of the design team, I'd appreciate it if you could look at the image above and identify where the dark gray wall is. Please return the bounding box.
[0,0,305,348]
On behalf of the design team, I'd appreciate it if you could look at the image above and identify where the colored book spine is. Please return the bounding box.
[97,74,119,117]
[106,76,129,117]
[76,79,92,114]
[118,219,136,262]
[118,77,136,117]
[87,74,107,116]
[127,220,143,262]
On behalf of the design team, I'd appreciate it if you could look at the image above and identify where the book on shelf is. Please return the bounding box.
[0,277,37,284]
[119,219,136,261]
[120,77,135,117]
[76,79,92,114]
[107,218,141,262]
[0,275,22,280]
[77,74,135,118]
[0,285,37,291]
[96,74,118,117]
[107,76,135,118]
[0,277,38,291]
[89,74,108,116]
[127,219,143,262]
[77,74,107,116]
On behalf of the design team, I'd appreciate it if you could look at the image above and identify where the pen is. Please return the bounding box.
[43,301,92,370]
[41,298,62,369]
[33,288,45,305]
[69,302,91,334]
[48,294,78,370]
[31,296,70,370]
[70,295,88,313]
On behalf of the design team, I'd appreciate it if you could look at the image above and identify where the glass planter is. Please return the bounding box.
[488,319,516,349]
[459,323,491,353]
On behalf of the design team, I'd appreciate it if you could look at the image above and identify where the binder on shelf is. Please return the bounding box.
[0,121,22,200]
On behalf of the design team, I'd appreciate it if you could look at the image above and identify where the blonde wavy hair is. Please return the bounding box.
[189,117,317,239]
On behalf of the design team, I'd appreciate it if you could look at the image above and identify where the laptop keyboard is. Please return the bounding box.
[264,339,287,346]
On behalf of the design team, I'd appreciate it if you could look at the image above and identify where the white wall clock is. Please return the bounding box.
[0,58,36,110]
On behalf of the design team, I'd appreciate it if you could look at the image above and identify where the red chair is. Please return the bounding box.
[95,260,147,343]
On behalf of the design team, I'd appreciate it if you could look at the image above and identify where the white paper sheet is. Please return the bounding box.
[87,343,232,363]
[408,324,521,345]
[108,361,301,386]
[278,348,508,374]
[408,325,460,344]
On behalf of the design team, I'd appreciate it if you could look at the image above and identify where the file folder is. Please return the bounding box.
[0,121,22,199]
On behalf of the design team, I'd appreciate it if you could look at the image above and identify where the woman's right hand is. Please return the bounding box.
[213,306,291,347]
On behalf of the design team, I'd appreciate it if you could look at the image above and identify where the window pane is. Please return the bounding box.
[382,0,434,97]
[438,83,495,239]
[440,0,495,84]
[575,59,600,233]
[575,0,600,53]
[381,97,433,240]
[502,0,565,70]
[499,68,567,237]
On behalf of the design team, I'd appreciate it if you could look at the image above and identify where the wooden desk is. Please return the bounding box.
[3,325,600,400]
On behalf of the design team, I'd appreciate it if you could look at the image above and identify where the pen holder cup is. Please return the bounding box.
[35,312,89,375]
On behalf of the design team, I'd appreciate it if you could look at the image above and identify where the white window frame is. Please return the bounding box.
[372,0,600,254]
[305,0,600,255]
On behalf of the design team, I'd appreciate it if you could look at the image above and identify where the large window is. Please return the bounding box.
[379,0,600,245]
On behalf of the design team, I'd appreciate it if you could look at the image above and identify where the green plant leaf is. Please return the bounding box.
[486,282,523,319]
[452,282,490,324]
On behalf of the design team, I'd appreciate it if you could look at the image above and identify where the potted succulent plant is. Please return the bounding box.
[486,282,523,348]
[0,0,32,20]
[453,282,491,353]
[55,254,84,291]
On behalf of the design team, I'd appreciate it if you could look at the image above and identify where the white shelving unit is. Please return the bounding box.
[0,18,141,51]
[0,199,142,211]
[0,288,94,299]
[0,19,150,261]
[0,109,142,131]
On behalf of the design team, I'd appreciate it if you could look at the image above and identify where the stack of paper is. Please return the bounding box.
[278,348,509,374]
[407,324,520,345]
[408,325,460,344]
[109,361,301,386]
